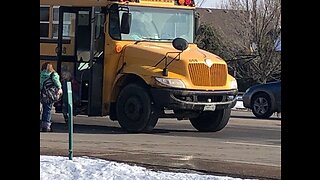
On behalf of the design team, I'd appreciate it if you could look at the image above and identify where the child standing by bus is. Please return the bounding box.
[40,62,62,132]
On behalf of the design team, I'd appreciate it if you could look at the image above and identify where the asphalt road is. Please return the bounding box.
[40,110,281,179]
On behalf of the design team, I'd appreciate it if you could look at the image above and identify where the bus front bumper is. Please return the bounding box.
[150,88,238,111]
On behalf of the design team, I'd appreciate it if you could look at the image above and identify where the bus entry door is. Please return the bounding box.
[57,7,104,116]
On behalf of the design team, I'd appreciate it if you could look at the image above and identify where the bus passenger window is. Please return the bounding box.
[52,6,72,39]
[40,7,49,37]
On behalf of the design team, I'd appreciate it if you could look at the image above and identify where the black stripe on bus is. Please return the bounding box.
[40,38,71,44]
[40,55,58,61]
[40,55,77,62]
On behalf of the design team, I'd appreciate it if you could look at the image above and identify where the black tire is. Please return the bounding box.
[251,93,273,119]
[116,84,158,133]
[189,108,231,132]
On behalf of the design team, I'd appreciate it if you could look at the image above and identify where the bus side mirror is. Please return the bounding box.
[120,12,131,34]
[172,38,188,51]
[195,12,200,35]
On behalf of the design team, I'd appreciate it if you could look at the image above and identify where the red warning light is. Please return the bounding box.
[185,0,191,5]
[177,0,194,6]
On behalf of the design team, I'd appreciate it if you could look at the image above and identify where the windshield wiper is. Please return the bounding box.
[145,38,174,41]
[134,38,174,44]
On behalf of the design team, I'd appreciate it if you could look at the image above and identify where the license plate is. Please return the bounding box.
[204,105,216,111]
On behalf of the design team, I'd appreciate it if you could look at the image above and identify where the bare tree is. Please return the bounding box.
[221,0,281,84]
[196,0,208,7]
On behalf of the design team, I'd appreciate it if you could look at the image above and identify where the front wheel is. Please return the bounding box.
[116,84,158,133]
[189,108,231,132]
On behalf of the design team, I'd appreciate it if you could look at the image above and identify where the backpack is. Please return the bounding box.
[40,72,62,104]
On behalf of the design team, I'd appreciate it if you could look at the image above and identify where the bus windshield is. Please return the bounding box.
[119,6,194,43]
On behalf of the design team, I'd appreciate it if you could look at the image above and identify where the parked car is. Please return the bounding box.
[242,81,281,118]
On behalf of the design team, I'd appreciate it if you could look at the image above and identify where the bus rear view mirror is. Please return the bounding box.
[120,12,132,34]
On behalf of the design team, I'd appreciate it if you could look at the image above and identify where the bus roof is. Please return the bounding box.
[40,0,195,9]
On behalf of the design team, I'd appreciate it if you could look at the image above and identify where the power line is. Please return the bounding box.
[197,0,207,7]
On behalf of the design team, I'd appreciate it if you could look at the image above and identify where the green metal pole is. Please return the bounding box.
[67,81,73,160]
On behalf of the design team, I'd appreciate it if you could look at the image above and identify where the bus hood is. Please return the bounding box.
[122,42,226,68]
[121,42,231,90]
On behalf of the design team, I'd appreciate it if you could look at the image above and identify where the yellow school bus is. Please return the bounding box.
[40,0,238,132]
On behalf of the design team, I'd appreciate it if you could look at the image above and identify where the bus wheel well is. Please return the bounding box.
[114,74,149,97]
[109,74,149,120]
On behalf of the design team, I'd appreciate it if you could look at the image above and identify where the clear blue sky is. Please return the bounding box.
[194,0,223,8]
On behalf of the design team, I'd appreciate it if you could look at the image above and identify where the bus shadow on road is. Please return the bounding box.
[51,122,126,134]
[231,115,281,121]
[50,123,199,134]
[151,129,197,134]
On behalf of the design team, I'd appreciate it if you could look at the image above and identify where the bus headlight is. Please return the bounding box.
[230,79,238,89]
[155,77,186,89]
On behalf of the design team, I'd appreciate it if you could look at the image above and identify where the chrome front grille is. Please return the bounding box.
[188,63,227,86]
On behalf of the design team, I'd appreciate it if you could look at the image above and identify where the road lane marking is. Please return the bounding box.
[175,155,193,161]
[223,141,280,148]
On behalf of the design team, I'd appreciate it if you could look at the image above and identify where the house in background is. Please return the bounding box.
[195,8,281,54]
[275,33,281,52]
[195,8,250,54]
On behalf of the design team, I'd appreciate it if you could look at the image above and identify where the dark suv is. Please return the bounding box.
[242,81,281,118]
